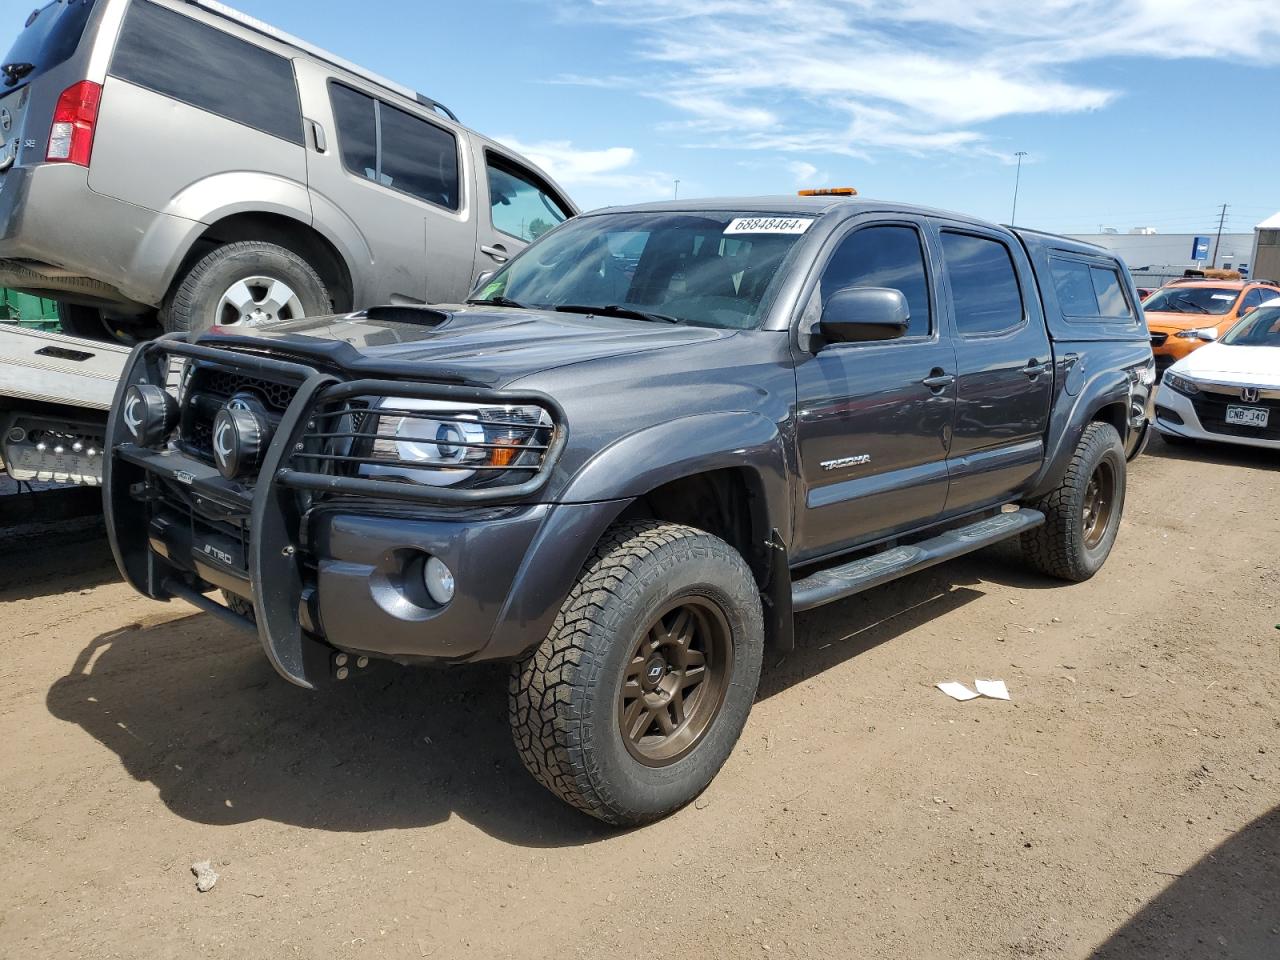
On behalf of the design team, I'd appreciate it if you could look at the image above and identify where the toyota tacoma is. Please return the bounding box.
[104,193,1156,825]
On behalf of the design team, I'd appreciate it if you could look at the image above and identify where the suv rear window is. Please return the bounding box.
[329,82,460,211]
[109,0,303,145]
[3,0,98,92]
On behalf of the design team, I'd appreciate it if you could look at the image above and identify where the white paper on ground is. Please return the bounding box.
[937,681,980,701]
[975,678,1012,701]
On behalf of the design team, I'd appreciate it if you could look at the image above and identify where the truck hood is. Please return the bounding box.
[197,304,736,387]
[1172,341,1280,386]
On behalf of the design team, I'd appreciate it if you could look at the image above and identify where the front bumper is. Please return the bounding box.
[1154,384,1280,451]
[104,336,600,689]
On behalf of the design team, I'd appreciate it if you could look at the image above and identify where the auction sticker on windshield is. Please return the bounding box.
[724,217,814,235]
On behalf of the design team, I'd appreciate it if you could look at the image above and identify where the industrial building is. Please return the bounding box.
[1065,230,1255,284]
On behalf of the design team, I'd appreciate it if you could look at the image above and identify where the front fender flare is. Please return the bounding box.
[480,412,796,661]
[559,411,792,529]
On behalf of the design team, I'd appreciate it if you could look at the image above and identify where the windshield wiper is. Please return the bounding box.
[466,295,527,309]
[553,304,681,325]
[1175,295,1209,314]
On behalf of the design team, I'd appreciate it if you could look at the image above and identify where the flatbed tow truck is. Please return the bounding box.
[0,324,128,489]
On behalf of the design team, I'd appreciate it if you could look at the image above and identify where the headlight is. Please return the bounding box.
[1175,327,1218,341]
[1163,372,1200,396]
[358,397,554,487]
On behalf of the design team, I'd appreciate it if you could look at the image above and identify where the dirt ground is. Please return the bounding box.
[0,435,1276,960]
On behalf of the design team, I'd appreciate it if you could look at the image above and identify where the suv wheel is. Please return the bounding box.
[56,302,109,341]
[509,520,764,826]
[1021,421,1127,582]
[163,241,331,335]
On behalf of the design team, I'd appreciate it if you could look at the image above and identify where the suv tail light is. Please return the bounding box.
[47,80,102,166]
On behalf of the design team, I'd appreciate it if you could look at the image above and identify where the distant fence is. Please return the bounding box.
[1131,271,1190,288]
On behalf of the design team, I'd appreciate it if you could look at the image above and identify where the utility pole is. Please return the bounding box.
[673,179,680,200]
[1211,203,1229,268]
[1010,151,1028,226]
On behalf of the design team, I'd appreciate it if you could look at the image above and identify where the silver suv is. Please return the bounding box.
[0,0,577,340]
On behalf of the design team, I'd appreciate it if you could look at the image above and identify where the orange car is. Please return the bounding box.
[1144,279,1280,372]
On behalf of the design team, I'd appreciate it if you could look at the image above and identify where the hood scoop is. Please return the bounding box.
[363,304,451,328]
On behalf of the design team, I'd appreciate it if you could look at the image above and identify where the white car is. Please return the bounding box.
[1155,303,1280,450]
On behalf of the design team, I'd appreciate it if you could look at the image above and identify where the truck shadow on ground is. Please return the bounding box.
[1090,804,1278,959]
[45,547,1038,846]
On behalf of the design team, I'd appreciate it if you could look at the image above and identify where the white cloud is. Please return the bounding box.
[787,160,821,186]
[496,137,674,199]
[561,0,1280,159]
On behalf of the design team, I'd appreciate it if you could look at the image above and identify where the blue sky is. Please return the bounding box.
[7,0,1278,234]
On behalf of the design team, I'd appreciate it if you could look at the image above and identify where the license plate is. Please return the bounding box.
[1225,405,1269,428]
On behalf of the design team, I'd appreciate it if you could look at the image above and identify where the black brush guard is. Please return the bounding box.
[103,334,567,689]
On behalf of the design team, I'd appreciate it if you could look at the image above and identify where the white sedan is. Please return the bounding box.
[1155,303,1280,450]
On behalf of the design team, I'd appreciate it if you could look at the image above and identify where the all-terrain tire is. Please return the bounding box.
[509,520,764,826]
[1021,421,1127,582]
[163,241,331,335]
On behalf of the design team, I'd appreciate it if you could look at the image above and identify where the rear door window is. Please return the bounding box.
[486,153,571,242]
[329,82,460,211]
[109,0,303,145]
[2,0,98,92]
[940,231,1025,336]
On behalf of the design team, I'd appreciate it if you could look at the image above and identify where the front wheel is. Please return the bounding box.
[509,520,764,826]
[1021,421,1127,582]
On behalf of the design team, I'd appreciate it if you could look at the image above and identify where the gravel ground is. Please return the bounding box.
[0,435,1276,959]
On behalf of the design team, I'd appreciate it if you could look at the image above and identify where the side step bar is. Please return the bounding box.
[792,508,1045,612]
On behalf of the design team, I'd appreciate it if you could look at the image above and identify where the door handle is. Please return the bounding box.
[1024,359,1048,379]
[307,119,327,153]
[922,370,955,391]
[480,244,509,264]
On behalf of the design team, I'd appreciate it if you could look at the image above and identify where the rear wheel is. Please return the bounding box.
[163,241,331,336]
[1022,422,1127,582]
[55,302,109,340]
[509,520,764,826]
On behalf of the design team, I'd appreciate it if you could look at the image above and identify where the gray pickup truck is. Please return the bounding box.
[104,195,1156,825]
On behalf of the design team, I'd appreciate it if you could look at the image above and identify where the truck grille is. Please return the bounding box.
[179,365,298,463]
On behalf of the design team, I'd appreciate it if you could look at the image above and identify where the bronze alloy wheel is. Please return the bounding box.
[1081,459,1117,549]
[618,596,734,767]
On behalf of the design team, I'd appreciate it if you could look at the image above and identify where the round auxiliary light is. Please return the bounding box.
[423,556,456,606]
[121,383,178,446]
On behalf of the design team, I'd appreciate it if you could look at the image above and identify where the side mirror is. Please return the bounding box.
[819,287,910,345]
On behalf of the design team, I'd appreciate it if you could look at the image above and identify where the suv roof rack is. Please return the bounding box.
[185,0,459,123]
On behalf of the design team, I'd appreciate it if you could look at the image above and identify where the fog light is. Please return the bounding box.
[424,556,455,606]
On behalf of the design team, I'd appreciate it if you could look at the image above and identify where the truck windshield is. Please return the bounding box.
[1221,305,1280,347]
[1141,286,1238,316]
[473,212,816,329]
[2,0,97,91]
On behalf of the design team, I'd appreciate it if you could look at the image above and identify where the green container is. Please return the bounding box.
[0,289,62,332]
